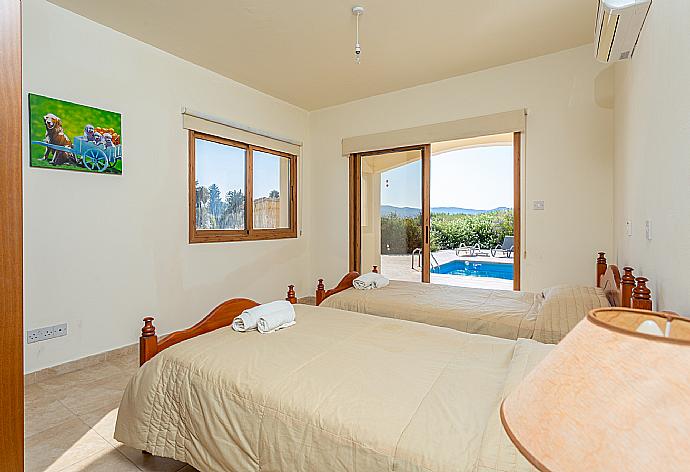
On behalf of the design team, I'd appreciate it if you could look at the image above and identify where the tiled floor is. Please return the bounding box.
[25,352,198,472]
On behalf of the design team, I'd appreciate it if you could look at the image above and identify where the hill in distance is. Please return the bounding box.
[381,205,511,217]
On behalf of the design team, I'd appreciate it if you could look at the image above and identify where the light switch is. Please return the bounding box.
[532,200,545,211]
[625,220,633,237]
[645,220,652,240]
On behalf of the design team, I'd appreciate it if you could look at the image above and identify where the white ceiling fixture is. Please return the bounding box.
[352,6,364,64]
[47,0,596,110]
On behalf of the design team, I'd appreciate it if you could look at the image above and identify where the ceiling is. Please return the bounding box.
[48,0,596,110]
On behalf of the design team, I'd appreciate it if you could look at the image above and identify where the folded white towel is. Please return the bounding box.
[257,302,296,334]
[353,272,390,290]
[232,300,293,332]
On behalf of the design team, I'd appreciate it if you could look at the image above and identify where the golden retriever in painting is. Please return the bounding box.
[41,114,76,165]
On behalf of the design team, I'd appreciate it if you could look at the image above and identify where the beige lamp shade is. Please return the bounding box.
[501,308,690,472]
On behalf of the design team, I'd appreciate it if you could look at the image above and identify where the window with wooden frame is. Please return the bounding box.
[189,130,297,243]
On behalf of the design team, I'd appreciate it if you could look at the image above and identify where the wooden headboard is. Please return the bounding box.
[597,254,652,310]
[140,285,298,365]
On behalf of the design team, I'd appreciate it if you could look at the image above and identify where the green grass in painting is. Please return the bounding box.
[28,94,122,175]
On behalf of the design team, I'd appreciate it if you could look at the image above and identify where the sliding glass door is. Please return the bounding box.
[349,133,521,290]
[350,145,430,282]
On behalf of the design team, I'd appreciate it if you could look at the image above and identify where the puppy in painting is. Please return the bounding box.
[102,133,114,148]
[82,124,95,142]
[41,113,76,165]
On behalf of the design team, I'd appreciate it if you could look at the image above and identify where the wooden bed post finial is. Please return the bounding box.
[596,252,607,288]
[632,277,653,311]
[140,317,158,366]
[286,285,297,304]
[372,265,379,273]
[621,267,635,308]
[142,317,156,337]
[316,279,326,306]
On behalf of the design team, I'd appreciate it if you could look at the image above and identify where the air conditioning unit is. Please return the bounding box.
[594,0,652,63]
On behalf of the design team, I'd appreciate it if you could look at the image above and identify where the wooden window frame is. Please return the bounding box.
[188,130,298,243]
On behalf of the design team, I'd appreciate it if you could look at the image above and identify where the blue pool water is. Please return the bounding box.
[431,260,514,280]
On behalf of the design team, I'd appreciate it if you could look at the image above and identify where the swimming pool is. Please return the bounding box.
[431,260,514,280]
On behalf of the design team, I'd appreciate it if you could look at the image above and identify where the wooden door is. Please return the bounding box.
[0,0,24,468]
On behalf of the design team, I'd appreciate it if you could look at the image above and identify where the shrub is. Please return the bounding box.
[380,213,423,254]
[380,209,513,254]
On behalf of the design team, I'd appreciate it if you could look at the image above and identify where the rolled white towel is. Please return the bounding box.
[353,272,390,290]
[232,300,292,332]
[257,302,296,334]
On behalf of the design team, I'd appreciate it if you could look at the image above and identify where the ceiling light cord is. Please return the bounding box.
[353,6,364,64]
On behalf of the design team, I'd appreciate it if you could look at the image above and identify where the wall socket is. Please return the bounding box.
[27,323,68,344]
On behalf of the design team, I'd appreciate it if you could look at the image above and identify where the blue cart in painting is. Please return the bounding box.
[31,136,122,172]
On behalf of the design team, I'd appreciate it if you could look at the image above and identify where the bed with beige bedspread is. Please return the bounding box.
[320,280,610,343]
[115,304,552,472]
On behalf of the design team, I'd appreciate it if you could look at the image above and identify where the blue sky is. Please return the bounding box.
[195,139,284,198]
[381,145,513,210]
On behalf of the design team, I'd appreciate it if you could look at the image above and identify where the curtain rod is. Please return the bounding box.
[181,106,303,147]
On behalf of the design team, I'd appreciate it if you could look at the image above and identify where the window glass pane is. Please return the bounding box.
[194,138,245,230]
[253,150,291,229]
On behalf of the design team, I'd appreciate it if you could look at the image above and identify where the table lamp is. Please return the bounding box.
[501,307,690,471]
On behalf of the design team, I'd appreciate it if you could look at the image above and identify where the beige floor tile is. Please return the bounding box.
[59,447,140,472]
[25,383,59,407]
[58,374,131,417]
[25,355,192,472]
[38,361,128,394]
[25,394,77,438]
[77,403,120,445]
[35,353,107,383]
[115,444,188,472]
[24,417,112,472]
[25,372,37,386]
[107,355,139,376]
[80,406,188,471]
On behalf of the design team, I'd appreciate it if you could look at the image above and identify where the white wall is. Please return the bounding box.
[23,1,620,373]
[614,2,690,315]
[23,0,312,372]
[310,45,614,292]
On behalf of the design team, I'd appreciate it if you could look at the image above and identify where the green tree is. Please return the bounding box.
[208,184,224,226]
[195,181,211,229]
[222,189,245,229]
[269,189,280,199]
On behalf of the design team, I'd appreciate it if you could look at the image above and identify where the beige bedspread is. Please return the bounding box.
[532,285,611,344]
[115,304,553,472]
[321,280,543,341]
[321,281,611,344]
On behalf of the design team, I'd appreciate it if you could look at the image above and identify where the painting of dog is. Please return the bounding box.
[41,113,76,165]
[29,94,122,174]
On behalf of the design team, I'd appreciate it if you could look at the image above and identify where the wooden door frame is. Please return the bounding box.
[1,0,24,468]
[348,154,362,273]
[349,135,521,290]
[349,145,430,279]
[513,132,522,291]
[421,145,431,283]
